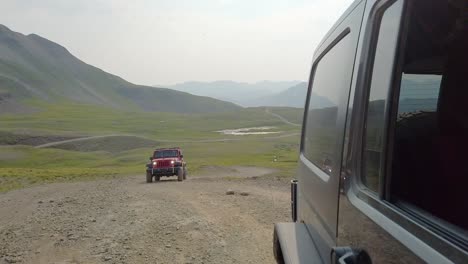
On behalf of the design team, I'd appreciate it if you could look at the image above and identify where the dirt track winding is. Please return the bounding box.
[264,109,301,127]
[34,110,301,150]
[34,133,300,149]
[0,167,290,264]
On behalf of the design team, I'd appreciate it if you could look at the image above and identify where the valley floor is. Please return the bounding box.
[0,166,290,264]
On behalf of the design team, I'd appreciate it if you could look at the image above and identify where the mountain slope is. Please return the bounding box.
[245,82,334,108]
[168,80,301,106]
[0,24,240,113]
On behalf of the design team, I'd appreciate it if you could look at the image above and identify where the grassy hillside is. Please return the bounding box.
[0,136,300,192]
[0,24,240,113]
[0,102,297,138]
[266,107,304,125]
[0,104,301,192]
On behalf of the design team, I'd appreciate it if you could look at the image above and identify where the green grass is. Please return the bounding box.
[267,107,304,124]
[0,102,297,139]
[0,102,302,192]
[0,137,300,192]
[47,136,159,152]
[0,168,123,193]
[181,138,300,173]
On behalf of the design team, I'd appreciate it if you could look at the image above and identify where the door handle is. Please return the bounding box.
[332,247,372,264]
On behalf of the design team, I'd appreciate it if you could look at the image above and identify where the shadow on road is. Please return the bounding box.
[138,179,181,184]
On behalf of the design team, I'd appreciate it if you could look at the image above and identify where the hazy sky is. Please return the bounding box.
[1,0,353,86]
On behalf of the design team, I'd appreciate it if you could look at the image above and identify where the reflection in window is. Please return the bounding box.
[303,35,354,175]
[367,0,468,232]
[398,74,441,113]
[391,0,468,229]
[363,0,403,191]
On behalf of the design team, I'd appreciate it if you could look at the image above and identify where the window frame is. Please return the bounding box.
[346,0,468,262]
[383,0,468,251]
[360,0,406,194]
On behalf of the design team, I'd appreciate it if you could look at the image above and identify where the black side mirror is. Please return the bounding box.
[180,155,184,158]
[149,157,153,160]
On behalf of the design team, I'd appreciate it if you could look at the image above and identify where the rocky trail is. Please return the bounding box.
[0,167,290,264]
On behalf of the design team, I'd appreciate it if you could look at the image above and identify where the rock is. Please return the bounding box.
[240,192,249,196]
[165,231,172,235]
[49,200,54,203]
[225,190,235,195]
[165,244,171,248]
[38,200,43,204]
[4,256,21,263]
[104,256,112,261]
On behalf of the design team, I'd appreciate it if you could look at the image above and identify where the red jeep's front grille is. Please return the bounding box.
[156,160,172,168]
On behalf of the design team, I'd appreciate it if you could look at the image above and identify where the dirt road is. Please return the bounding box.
[264,109,301,127]
[0,167,290,264]
[34,133,300,149]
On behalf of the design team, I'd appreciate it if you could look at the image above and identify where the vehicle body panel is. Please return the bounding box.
[274,0,467,263]
[297,1,366,262]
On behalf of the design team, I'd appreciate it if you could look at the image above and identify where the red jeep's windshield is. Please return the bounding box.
[154,150,178,158]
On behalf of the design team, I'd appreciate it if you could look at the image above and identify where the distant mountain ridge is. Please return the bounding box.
[0,24,241,113]
[246,82,334,108]
[167,81,335,109]
[167,80,301,106]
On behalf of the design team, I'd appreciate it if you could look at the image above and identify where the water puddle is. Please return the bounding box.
[216,126,281,136]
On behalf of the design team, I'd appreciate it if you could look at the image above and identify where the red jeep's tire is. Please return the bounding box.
[155,174,160,182]
[183,167,187,180]
[146,172,153,183]
[177,168,184,181]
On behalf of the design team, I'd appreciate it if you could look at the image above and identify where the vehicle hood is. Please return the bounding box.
[152,158,179,162]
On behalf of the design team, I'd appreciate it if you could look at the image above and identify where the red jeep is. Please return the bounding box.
[146,147,187,182]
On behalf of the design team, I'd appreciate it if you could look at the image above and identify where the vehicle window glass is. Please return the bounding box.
[167,150,178,157]
[363,0,404,192]
[154,150,178,158]
[366,0,468,232]
[303,35,354,174]
[391,0,468,231]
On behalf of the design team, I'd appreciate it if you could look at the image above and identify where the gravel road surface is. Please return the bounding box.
[0,167,290,264]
